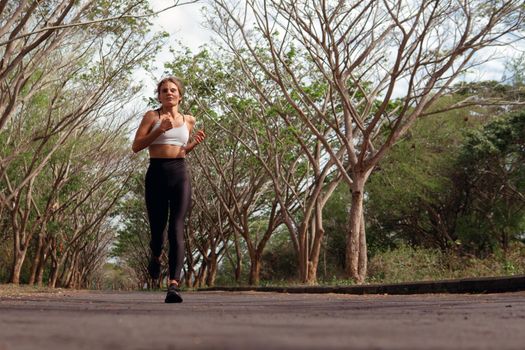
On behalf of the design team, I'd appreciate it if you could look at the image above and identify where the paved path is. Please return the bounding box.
[1,290,524,350]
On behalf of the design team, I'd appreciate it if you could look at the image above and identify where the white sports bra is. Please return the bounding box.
[150,111,190,147]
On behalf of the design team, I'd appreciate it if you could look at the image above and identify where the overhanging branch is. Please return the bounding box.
[0,0,200,47]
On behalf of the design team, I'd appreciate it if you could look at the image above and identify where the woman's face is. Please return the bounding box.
[158,81,182,107]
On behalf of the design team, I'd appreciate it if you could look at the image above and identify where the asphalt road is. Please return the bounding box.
[1,290,524,350]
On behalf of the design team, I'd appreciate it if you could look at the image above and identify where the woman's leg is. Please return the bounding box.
[145,165,169,269]
[167,166,192,282]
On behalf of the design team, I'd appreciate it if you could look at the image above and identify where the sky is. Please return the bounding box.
[150,1,212,52]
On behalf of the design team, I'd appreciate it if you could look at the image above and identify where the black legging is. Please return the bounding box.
[145,158,191,281]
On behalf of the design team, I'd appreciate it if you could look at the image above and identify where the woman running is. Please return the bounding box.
[132,76,206,303]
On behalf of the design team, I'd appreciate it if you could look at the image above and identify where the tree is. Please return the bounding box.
[366,94,481,251]
[457,110,525,256]
[2,116,134,285]
[208,0,524,282]
[365,83,525,262]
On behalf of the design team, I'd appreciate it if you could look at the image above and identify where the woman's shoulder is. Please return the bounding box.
[184,114,196,124]
[143,109,160,121]
[146,108,161,117]
[136,110,160,130]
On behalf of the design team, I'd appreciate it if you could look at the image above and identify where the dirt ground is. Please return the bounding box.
[1,290,524,350]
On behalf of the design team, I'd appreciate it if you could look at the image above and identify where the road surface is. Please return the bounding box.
[1,290,524,349]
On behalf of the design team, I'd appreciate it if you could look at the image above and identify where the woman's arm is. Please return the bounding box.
[184,115,206,153]
[132,111,169,153]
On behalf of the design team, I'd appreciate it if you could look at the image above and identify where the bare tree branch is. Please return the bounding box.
[0,0,200,47]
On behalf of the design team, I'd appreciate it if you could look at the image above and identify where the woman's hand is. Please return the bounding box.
[183,129,206,153]
[193,129,206,144]
[159,117,174,132]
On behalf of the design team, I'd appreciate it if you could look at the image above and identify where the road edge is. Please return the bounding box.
[198,274,525,295]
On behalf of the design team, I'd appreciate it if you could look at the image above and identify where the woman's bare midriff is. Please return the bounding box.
[148,144,186,158]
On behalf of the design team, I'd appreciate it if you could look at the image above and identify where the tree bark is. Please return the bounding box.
[233,233,243,282]
[346,175,366,284]
[358,212,367,282]
[305,202,326,285]
[297,223,308,283]
[10,251,25,284]
[48,248,59,288]
[197,261,208,288]
[248,253,261,286]
[28,232,45,285]
[206,258,218,287]
[35,243,49,287]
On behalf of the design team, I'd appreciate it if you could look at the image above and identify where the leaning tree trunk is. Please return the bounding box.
[63,250,79,288]
[10,229,30,284]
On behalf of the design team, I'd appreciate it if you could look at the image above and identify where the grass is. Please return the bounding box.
[365,243,525,285]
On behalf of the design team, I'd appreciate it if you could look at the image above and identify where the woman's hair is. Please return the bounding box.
[157,76,185,104]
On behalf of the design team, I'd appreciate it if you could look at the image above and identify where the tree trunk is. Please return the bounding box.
[10,252,25,285]
[28,233,45,285]
[345,175,366,284]
[48,242,67,288]
[48,251,59,288]
[248,254,261,286]
[233,231,242,282]
[10,210,30,284]
[35,243,49,286]
[183,266,194,288]
[297,222,308,283]
[306,261,317,285]
[63,250,78,288]
[197,262,207,288]
[305,203,326,285]
[307,236,325,284]
[358,212,367,281]
[206,256,218,287]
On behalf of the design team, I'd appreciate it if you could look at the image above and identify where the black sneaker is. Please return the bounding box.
[148,256,161,280]
[165,283,183,303]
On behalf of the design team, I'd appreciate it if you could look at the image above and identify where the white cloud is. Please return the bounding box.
[151,1,211,52]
